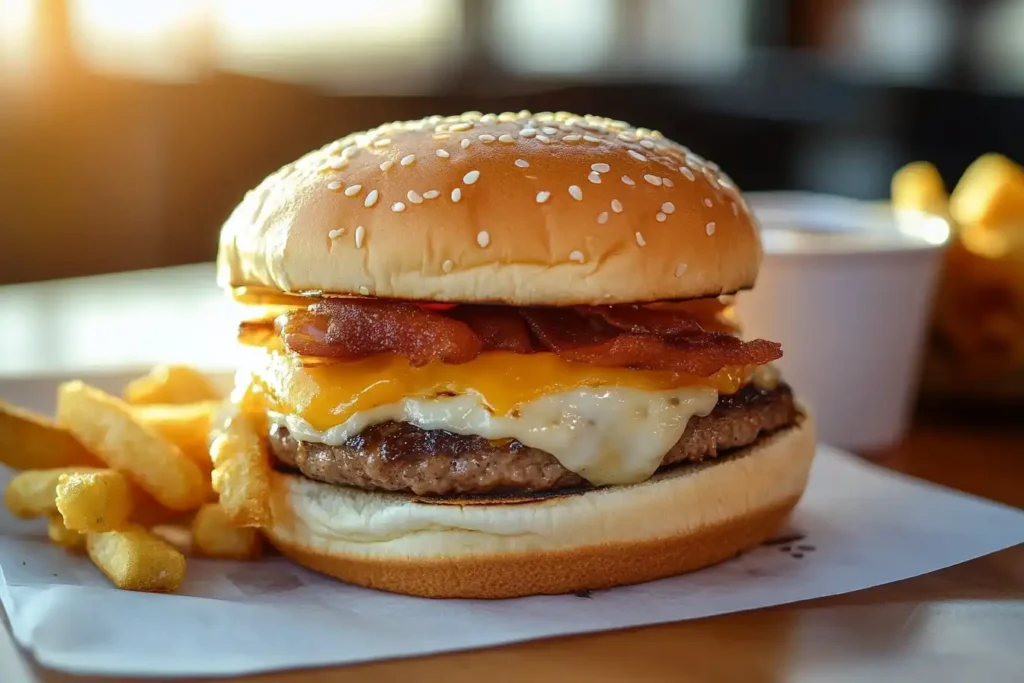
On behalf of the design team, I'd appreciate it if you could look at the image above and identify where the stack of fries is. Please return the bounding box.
[892,153,1024,399]
[1,365,270,592]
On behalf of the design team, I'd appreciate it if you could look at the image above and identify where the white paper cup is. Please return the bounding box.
[735,193,951,452]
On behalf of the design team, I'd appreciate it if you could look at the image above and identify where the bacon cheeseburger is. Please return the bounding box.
[217,111,815,598]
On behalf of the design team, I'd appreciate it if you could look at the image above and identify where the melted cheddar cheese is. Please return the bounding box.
[248,348,752,432]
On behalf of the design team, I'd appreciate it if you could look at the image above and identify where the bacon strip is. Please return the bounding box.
[280,300,482,366]
[274,299,781,376]
[578,305,708,336]
[449,306,535,353]
[523,308,781,376]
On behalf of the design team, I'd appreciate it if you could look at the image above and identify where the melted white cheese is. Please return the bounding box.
[270,387,718,486]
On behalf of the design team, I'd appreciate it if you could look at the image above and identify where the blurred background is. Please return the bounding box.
[1,0,1022,284]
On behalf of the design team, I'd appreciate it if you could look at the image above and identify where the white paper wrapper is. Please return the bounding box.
[1,381,1022,678]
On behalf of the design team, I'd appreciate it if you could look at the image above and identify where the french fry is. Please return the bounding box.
[149,524,194,555]
[86,526,186,593]
[210,412,271,527]
[5,467,103,518]
[47,515,86,551]
[56,470,133,532]
[892,160,949,216]
[130,401,219,470]
[0,402,102,470]
[56,382,208,511]
[124,364,220,405]
[950,153,1024,229]
[192,503,262,560]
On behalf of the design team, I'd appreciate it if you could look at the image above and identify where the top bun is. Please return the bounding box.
[217,111,761,305]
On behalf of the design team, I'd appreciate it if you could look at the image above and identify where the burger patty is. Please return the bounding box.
[269,383,798,497]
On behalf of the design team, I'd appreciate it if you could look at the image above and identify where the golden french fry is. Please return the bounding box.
[210,412,271,528]
[950,153,1024,229]
[86,525,186,593]
[5,468,103,518]
[0,402,102,471]
[47,515,86,551]
[130,401,219,470]
[124,364,221,406]
[149,524,194,555]
[892,161,949,215]
[56,382,208,511]
[192,503,262,560]
[56,470,133,532]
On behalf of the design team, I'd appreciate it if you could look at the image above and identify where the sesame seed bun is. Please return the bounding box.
[262,416,814,599]
[217,111,761,305]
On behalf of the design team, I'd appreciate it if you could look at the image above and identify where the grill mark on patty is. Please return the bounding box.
[269,383,797,496]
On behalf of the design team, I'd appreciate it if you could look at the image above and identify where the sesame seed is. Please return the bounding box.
[563,134,581,143]
[586,171,601,185]
[628,150,646,162]
[328,228,344,239]
[644,174,663,186]
[536,191,551,203]
[364,190,379,207]
[639,139,656,149]
[583,135,602,144]
[498,134,515,143]
[328,158,348,170]
[569,185,583,201]
[327,181,342,191]
[344,184,362,197]
[597,211,609,224]
[359,286,370,295]
[656,212,667,222]
[423,189,440,199]
[461,138,471,149]
[675,263,688,278]
[515,158,530,168]
[569,250,585,263]
[392,202,406,212]
[342,146,359,159]
[611,199,623,213]
[450,122,473,132]
[663,178,674,188]
[680,166,695,181]
[400,154,416,166]
[591,163,610,173]
[536,134,552,144]
[372,138,391,148]
[732,201,739,216]
[379,160,394,172]
[442,259,454,273]
[477,230,490,248]
[661,202,676,214]
[622,175,635,186]
[355,225,365,248]
[407,190,423,204]
[478,134,495,143]
[451,188,462,202]
[703,197,713,208]
[706,222,716,235]
[519,128,537,138]
[618,132,637,142]
[463,170,480,185]
[432,133,450,140]
[635,232,646,246]
[542,126,558,135]
[435,149,450,159]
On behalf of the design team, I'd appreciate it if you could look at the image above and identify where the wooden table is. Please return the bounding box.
[1,266,1022,681]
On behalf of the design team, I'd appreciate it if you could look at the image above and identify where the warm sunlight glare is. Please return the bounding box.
[0,0,37,80]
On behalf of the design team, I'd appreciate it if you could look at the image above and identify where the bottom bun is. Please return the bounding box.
[264,415,815,599]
